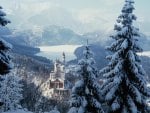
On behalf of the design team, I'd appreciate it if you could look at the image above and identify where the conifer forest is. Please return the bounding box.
[0,0,150,113]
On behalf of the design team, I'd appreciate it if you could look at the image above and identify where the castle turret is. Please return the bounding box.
[62,52,66,71]
[62,52,65,65]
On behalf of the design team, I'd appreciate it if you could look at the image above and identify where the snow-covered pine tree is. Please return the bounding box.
[0,6,11,75]
[0,70,23,112]
[100,0,150,113]
[68,44,104,113]
[0,6,10,26]
[49,106,60,113]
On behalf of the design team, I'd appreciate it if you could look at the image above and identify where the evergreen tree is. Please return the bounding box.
[0,6,10,26]
[49,106,60,113]
[0,70,23,112]
[100,0,150,113]
[0,6,11,75]
[68,44,104,113]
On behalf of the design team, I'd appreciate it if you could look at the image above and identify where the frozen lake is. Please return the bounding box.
[36,45,150,62]
[137,51,150,57]
[36,45,82,61]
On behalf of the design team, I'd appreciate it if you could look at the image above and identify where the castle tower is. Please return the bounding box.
[62,52,65,65]
[62,52,66,71]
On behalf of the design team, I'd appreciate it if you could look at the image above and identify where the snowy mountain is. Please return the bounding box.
[1,26,150,50]
[1,26,86,46]
[37,25,86,46]
[82,31,109,45]
[0,26,109,47]
[39,26,110,46]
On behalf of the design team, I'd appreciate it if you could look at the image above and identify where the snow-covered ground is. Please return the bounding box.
[36,45,82,61]
[137,51,150,57]
[2,109,60,113]
[3,109,33,113]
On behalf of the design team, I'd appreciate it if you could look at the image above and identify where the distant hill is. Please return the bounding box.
[1,26,150,51]
[40,25,86,45]
[0,27,53,65]
[0,26,108,47]
[138,34,150,51]
[1,26,87,46]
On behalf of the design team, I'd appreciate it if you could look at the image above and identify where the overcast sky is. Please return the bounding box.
[0,0,150,35]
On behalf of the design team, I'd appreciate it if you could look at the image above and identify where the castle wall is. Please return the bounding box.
[49,80,64,89]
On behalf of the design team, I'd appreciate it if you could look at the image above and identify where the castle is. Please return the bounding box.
[41,53,70,100]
